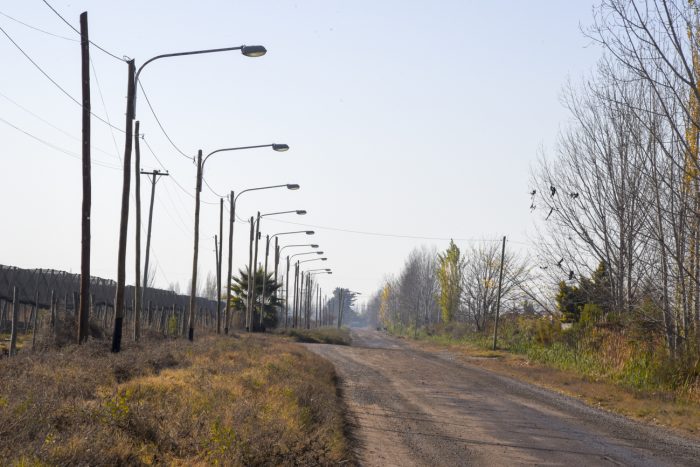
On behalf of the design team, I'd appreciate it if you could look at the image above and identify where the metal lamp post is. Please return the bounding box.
[247,211,311,331]
[113,44,267,352]
[188,143,289,342]
[260,231,316,330]
[223,183,299,334]
[297,257,328,329]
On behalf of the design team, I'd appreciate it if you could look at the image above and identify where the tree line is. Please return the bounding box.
[369,0,700,364]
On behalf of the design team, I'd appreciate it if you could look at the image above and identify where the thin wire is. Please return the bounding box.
[0,114,121,170]
[90,58,122,161]
[141,137,218,205]
[0,9,77,41]
[203,176,226,198]
[0,23,125,133]
[138,81,193,161]
[40,0,127,62]
[0,89,117,159]
[265,217,532,245]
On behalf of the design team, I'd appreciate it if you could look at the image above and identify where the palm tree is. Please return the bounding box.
[229,266,283,331]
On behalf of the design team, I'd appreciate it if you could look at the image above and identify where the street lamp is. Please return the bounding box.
[223,183,299,334]
[296,257,328,329]
[188,144,289,342]
[261,230,317,329]
[113,44,267,352]
[247,211,311,331]
[306,269,332,327]
[284,249,322,329]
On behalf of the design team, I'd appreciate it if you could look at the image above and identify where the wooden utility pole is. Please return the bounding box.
[285,256,290,329]
[260,235,270,330]
[273,237,279,307]
[78,11,91,344]
[246,216,254,331]
[188,150,203,342]
[492,236,507,351]
[224,190,234,334]
[141,169,168,313]
[133,120,142,342]
[214,234,220,332]
[293,262,299,327]
[250,212,261,331]
[112,59,135,353]
[217,198,223,333]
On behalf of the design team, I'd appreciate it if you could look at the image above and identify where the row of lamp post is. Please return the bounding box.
[112,40,343,349]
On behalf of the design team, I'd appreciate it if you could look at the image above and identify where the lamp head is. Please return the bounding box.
[296,210,307,215]
[311,244,319,248]
[241,45,267,57]
[316,251,324,255]
[305,230,315,235]
[272,143,289,152]
[328,271,333,274]
[287,184,300,190]
[321,258,327,261]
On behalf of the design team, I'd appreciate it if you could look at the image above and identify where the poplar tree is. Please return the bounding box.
[437,240,463,323]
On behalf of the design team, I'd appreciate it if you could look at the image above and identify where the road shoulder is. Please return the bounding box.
[400,335,700,441]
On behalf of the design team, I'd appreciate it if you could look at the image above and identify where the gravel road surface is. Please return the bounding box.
[305,329,700,466]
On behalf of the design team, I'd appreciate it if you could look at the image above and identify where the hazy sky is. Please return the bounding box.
[0,1,602,301]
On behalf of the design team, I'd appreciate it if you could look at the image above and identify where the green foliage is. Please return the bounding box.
[579,303,603,328]
[229,266,283,330]
[556,261,613,323]
[555,281,585,322]
[437,240,463,323]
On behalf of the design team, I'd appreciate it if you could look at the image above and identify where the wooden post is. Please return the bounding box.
[0,300,6,332]
[50,290,56,337]
[78,12,92,344]
[134,121,142,342]
[492,236,507,351]
[260,235,270,330]
[188,150,203,342]
[224,190,235,335]
[10,287,19,357]
[250,212,261,331]
[217,197,223,334]
[142,170,168,317]
[246,216,254,331]
[285,257,290,329]
[112,59,136,353]
[31,287,39,349]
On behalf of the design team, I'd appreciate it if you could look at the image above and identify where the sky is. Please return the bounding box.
[0,1,602,302]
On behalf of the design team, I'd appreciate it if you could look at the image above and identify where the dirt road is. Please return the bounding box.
[305,329,700,466]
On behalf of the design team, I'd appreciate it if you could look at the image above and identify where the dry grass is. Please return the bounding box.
[0,334,351,465]
[281,327,352,346]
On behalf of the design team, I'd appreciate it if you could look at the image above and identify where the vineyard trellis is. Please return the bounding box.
[0,264,219,345]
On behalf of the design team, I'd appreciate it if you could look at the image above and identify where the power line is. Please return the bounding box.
[141,136,217,205]
[0,9,76,41]
[0,23,125,133]
[90,58,122,161]
[203,176,226,198]
[40,0,126,62]
[265,217,533,245]
[138,81,193,161]
[0,114,121,170]
[0,89,118,160]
